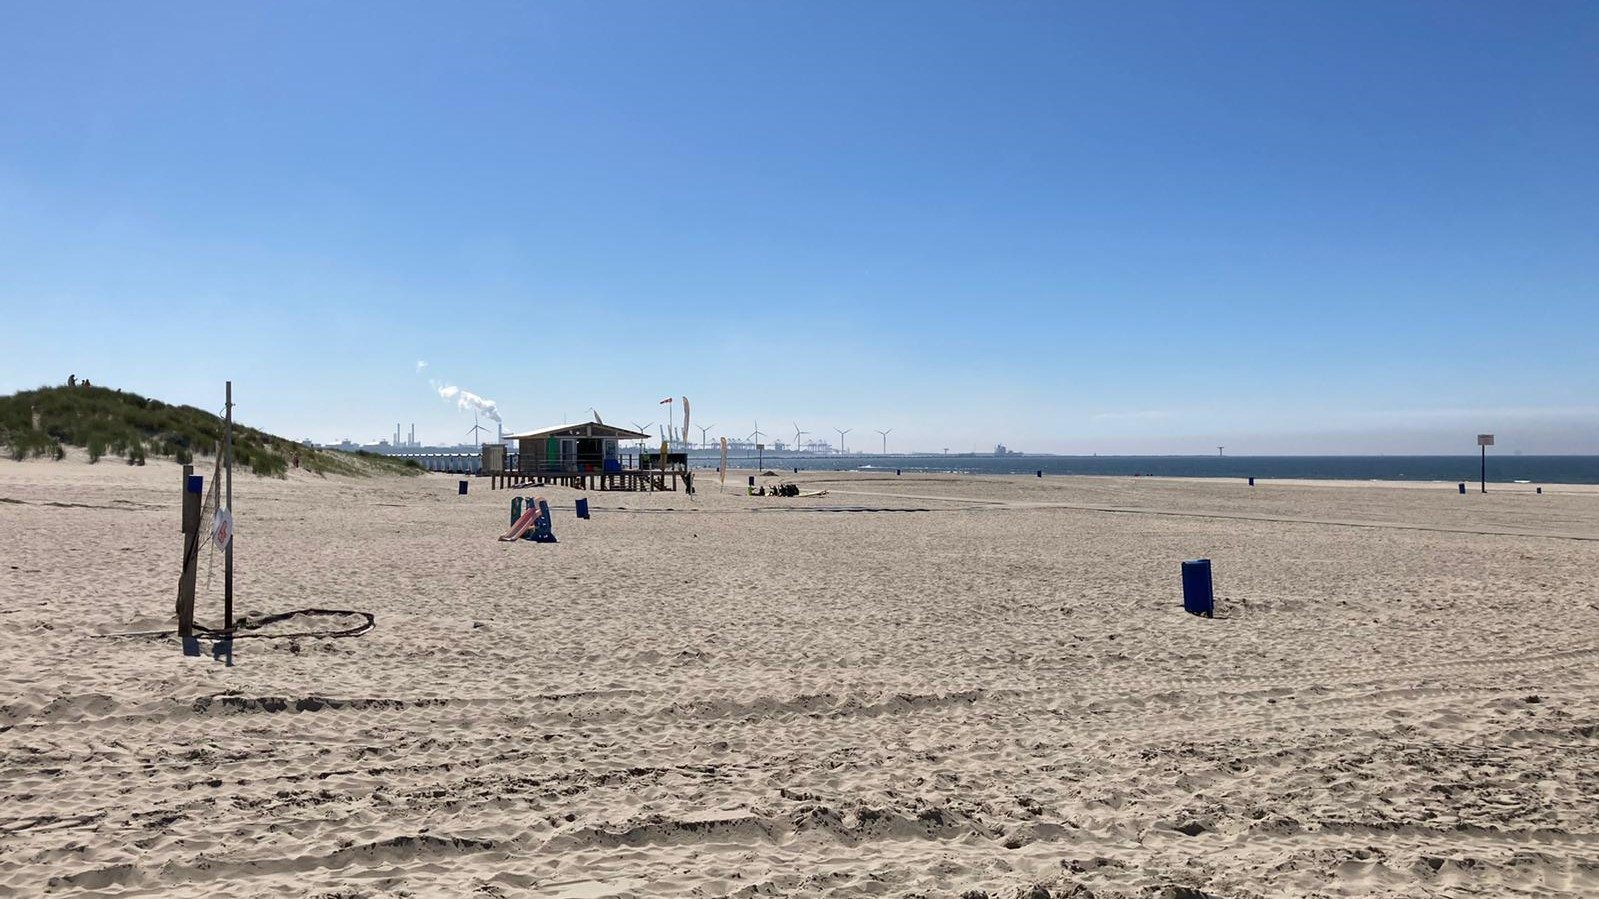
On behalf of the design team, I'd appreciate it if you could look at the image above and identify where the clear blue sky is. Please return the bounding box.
[3,2,1595,453]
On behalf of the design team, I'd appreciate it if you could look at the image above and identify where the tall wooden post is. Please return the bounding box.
[176,465,202,655]
[222,382,234,666]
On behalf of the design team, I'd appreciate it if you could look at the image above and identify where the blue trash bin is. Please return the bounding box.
[575,497,590,519]
[1182,559,1214,618]
[458,480,468,495]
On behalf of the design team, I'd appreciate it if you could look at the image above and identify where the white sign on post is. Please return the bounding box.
[212,509,234,550]
[1478,434,1495,446]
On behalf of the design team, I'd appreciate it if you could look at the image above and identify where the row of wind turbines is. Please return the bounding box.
[623,419,895,454]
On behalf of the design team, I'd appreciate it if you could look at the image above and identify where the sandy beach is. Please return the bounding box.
[2,459,1596,898]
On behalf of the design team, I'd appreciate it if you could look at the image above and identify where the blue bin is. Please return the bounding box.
[1458,483,1467,494]
[458,480,468,495]
[575,498,590,519]
[186,474,203,494]
[1248,477,1255,486]
[1182,559,1214,618]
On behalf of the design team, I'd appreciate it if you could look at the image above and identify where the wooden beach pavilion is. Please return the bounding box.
[488,423,691,492]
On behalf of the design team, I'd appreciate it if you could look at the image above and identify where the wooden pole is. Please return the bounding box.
[176,465,201,654]
[223,381,234,666]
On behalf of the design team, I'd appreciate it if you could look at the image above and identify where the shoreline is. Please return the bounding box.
[731,467,1599,494]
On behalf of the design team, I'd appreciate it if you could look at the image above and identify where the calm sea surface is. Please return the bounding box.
[704,453,1599,485]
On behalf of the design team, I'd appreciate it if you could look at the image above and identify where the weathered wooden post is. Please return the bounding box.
[176,466,203,656]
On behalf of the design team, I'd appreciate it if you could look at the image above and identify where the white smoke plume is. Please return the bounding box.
[437,384,502,422]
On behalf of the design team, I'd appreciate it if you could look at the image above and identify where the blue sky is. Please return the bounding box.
[3,2,1595,453]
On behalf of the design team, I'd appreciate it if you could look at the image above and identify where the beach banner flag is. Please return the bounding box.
[682,396,690,445]
[659,440,668,470]
[719,437,728,485]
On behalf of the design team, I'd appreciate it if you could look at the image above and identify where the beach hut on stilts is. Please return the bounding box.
[489,422,690,492]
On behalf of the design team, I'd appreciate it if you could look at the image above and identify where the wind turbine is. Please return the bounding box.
[792,422,808,455]
[875,428,892,454]
[1217,446,1225,457]
[697,424,716,449]
[466,412,489,448]
[834,427,851,453]
[631,421,653,454]
[749,421,769,468]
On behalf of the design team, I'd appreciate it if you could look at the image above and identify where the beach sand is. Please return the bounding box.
[2,458,1596,897]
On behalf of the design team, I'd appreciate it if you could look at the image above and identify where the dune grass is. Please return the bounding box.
[0,384,423,477]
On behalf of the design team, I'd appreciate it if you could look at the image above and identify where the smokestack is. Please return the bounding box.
[409,423,415,447]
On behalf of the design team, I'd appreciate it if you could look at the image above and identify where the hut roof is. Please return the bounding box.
[504,423,650,440]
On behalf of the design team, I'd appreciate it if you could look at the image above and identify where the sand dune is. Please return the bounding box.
[2,460,1596,897]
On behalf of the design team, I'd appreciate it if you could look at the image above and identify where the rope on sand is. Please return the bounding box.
[90,608,376,640]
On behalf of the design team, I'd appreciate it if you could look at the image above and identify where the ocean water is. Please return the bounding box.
[706,453,1599,485]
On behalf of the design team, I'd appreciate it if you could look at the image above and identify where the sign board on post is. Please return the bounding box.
[1477,434,1494,494]
[212,509,234,551]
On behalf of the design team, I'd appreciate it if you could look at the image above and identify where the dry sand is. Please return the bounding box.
[2,458,1597,898]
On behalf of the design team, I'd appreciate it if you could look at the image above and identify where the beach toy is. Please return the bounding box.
[500,507,537,541]
[575,497,590,519]
[1181,559,1214,618]
[459,479,468,495]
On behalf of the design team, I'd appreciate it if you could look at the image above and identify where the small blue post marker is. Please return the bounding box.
[1037,470,1043,478]
[748,475,755,486]
[575,497,590,519]
[896,469,902,476]
[186,474,203,494]
[1248,476,1255,486]
[458,479,468,495]
[1458,483,1467,494]
[1537,487,1543,495]
[1181,559,1214,618]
